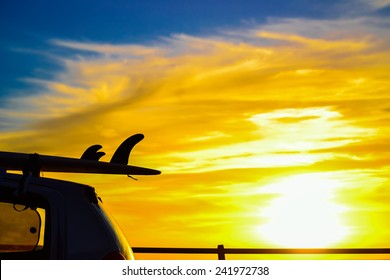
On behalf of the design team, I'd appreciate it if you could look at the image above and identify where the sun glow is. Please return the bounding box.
[258,173,352,248]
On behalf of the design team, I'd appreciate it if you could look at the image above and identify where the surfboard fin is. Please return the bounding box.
[81,145,106,161]
[110,134,144,165]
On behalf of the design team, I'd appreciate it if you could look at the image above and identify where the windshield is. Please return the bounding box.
[0,202,45,252]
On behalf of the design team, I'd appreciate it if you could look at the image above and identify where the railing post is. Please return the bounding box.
[217,244,225,260]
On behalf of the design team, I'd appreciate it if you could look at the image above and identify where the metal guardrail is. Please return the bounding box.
[132,245,390,260]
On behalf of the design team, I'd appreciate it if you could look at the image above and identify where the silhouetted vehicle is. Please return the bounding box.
[0,134,160,260]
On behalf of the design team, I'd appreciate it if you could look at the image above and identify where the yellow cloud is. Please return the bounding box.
[257,31,370,52]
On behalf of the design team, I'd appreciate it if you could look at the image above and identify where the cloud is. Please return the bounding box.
[333,0,390,17]
[50,39,162,57]
[358,0,390,10]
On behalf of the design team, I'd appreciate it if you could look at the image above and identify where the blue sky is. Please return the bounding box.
[0,0,358,97]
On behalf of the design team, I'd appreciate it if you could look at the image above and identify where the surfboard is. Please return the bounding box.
[0,151,161,176]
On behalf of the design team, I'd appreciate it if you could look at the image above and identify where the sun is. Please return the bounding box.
[258,173,351,248]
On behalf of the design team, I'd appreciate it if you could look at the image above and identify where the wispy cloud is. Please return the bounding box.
[356,0,390,10]
[50,39,162,57]
[333,0,390,17]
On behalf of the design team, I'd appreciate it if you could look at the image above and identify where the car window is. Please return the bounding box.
[0,201,45,252]
[93,203,133,260]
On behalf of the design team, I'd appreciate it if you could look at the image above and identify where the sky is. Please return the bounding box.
[1,0,390,259]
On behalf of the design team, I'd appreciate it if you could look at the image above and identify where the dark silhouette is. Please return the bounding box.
[111,133,144,165]
[0,134,160,259]
[80,144,105,161]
